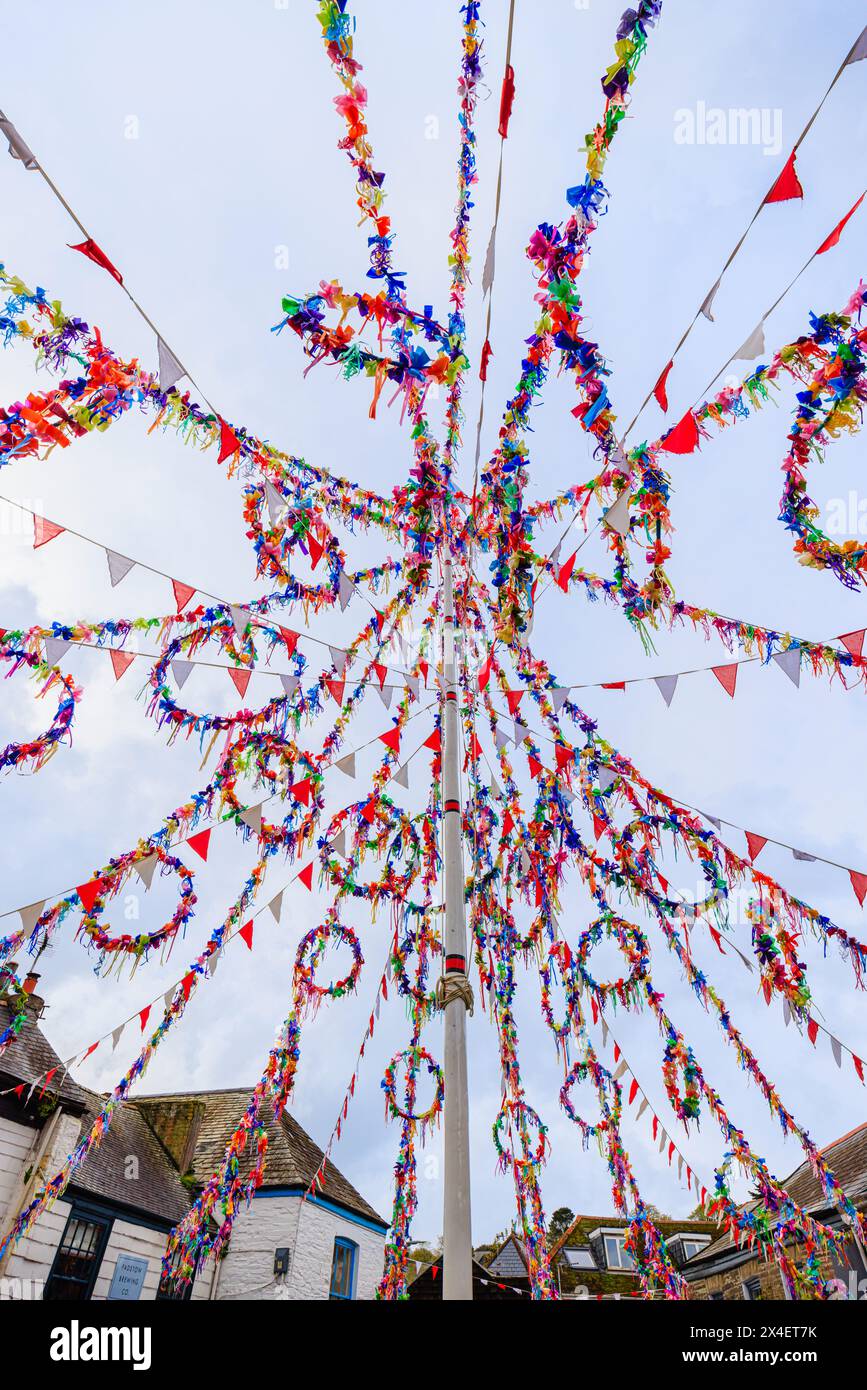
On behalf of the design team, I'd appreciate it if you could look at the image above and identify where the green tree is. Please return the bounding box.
[548,1207,576,1244]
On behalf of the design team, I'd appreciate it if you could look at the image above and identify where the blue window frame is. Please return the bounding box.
[329,1237,358,1300]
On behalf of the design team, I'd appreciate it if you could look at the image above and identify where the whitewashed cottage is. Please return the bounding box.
[0,982,387,1301]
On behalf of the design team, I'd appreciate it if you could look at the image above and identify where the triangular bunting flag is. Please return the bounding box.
[338,572,355,612]
[229,605,249,640]
[44,637,71,666]
[33,516,64,549]
[69,238,123,283]
[298,863,314,891]
[745,832,767,863]
[602,490,632,538]
[773,649,801,687]
[280,673,299,697]
[186,828,211,862]
[655,674,678,707]
[325,678,345,706]
[331,827,347,858]
[106,550,135,587]
[660,410,700,455]
[157,336,186,393]
[839,629,865,661]
[700,279,722,322]
[172,580,196,612]
[830,1035,843,1068]
[377,685,394,709]
[336,753,356,778]
[110,649,135,682]
[393,763,410,789]
[816,192,865,256]
[792,848,816,862]
[379,728,401,755]
[734,319,766,362]
[264,480,288,528]
[764,148,803,204]
[289,778,314,806]
[424,730,442,754]
[111,1024,125,1051]
[239,804,263,835]
[77,878,103,915]
[551,688,569,714]
[134,854,159,890]
[139,1005,151,1033]
[711,664,737,698]
[269,892,283,923]
[849,870,867,908]
[0,112,37,169]
[228,667,251,700]
[217,418,240,465]
[653,361,673,412]
[19,900,46,933]
[845,26,867,64]
[172,659,193,689]
[598,766,617,793]
[238,920,254,951]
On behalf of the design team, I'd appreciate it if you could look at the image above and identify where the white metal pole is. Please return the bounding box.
[440,554,473,1300]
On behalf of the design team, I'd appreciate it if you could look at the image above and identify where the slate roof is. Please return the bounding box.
[70,1089,193,1226]
[0,996,89,1110]
[133,1087,387,1228]
[550,1211,718,1260]
[684,1121,867,1271]
[488,1232,529,1277]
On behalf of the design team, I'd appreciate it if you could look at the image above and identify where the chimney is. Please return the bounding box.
[23,971,40,995]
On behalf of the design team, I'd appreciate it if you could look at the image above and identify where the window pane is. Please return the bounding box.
[619,1240,634,1271]
[330,1241,355,1299]
[604,1237,620,1269]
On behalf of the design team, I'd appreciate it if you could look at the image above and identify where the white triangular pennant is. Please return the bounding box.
[134,854,159,890]
[44,637,71,666]
[280,672,299,697]
[655,674,678,707]
[637,1098,649,1120]
[172,659,193,690]
[230,606,249,640]
[405,676,419,701]
[338,572,355,612]
[336,753,356,778]
[792,848,816,863]
[0,112,37,169]
[332,827,347,858]
[19,900,46,933]
[734,318,766,362]
[773,648,801,688]
[700,278,722,322]
[598,766,617,793]
[269,892,283,923]
[157,336,186,393]
[239,803,263,835]
[264,480,288,528]
[393,763,410,789]
[111,1024,125,1051]
[550,688,569,714]
[106,549,135,587]
[830,1034,843,1067]
[207,949,221,977]
[494,727,510,752]
[602,490,632,538]
[482,222,497,296]
[329,646,347,674]
[377,685,394,709]
[846,26,867,64]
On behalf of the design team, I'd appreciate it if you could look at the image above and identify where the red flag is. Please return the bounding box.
[373,662,387,690]
[238,919,254,951]
[308,534,324,569]
[110,649,135,682]
[668,1141,675,1164]
[187,828,211,862]
[217,418,240,464]
[816,192,864,255]
[424,729,442,753]
[854,1055,864,1083]
[712,664,738,698]
[764,149,803,204]
[298,862,314,891]
[745,832,767,863]
[628,1078,639,1106]
[592,813,606,840]
[33,516,65,549]
[172,580,196,612]
[660,409,699,454]
[479,337,493,382]
[502,809,514,836]
[325,678,345,705]
[557,551,578,593]
[839,630,865,661]
[290,778,313,805]
[477,653,493,691]
[850,870,867,907]
[614,1045,621,1063]
[361,800,377,824]
[555,745,573,773]
[228,667,251,700]
[498,63,516,138]
[181,971,195,1001]
[69,238,123,284]
[505,689,524,716]
[77,878,104,915]
[379,728,401,755]
[708,926,727,954]
[82,1041,99,1061]
[139,1005,151,1033]
[528,754,543,779]
[281,628,299,657]
[807,1017,819,1046]
[653,360,674,412]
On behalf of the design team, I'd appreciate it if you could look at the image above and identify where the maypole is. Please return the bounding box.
[439,553,474,1300]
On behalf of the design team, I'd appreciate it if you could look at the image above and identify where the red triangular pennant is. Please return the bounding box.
[379,728,401,754]
[139,1005,151,1033]
[290,778,313,805]
[712,664,738,698]
[628,1078,639,1105]
[528,754,543,779]
[653,360,674,412]
[373,662,387,690]
[33,516,65,549]
[228,667,251,699]
[764,148,803,204]
[325,678,345,706]
[238,920,254,951]
[298,862,314,891]
[69,238,123,283]
[424,729,442,753]
[77,878,103,915]
[660,409,700,455]
[187,829,211,862]
[110,649,135,682]
[850,870,867,908]
[281,628,299,658]
[308,534,324,569]
[556,551,578,593]
[477,653,492,691]
[505,689,524,716]
[807,1017,819,1046]
[745,831,767,863]
[217,418,240,464]
[172,580,196,612]
[816,192,865,255]
[361,800,377,824]
[592,813,606,840]
[181,971,195,1002]
[555,745,574,773]
[839,630,865,661]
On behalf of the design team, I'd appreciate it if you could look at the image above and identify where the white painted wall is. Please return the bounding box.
[2,1109,81,1298]
[0,1114,34,1218]
[215,1192,385,1301]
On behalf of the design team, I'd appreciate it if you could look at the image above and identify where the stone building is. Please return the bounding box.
[684,1122,867,1300]
[549,1212,718,1297]
[0,985,387,1301]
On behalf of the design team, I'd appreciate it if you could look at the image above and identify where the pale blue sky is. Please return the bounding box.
[1,0,866,1246]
